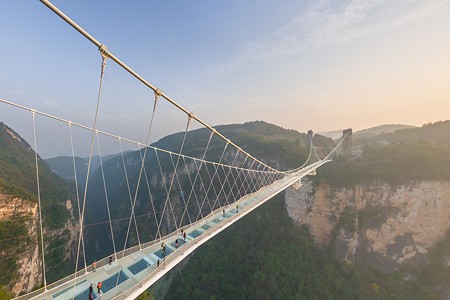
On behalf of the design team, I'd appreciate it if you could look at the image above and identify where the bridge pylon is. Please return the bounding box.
[342,128,352,158]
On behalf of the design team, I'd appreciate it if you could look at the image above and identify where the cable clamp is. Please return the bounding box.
[99,44,109,59]
[99,44,109,78]
[155,88,163,98]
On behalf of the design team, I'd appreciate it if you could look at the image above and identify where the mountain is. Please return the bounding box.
[0,122,77,296]
[373,120,450,145]
[285,120,450,299]
[164,195,435,300]
[45,152,132,187]
[45,156,89,183]
[80,121,335,262]
[354,124,415,136]
[152,120,450,300]
[321,124,415,144]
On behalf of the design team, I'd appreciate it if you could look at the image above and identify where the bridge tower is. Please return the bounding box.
[307,130,313,148]
[342,128,352,158]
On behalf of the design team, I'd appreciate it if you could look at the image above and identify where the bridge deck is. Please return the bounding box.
[18,160,328,300]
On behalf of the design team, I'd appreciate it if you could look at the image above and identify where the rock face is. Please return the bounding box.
[285,180,450,272]
[0,195,41,294]
[0,194,79,296]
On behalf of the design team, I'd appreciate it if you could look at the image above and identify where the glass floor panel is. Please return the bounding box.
[189,230,203,238]
[128,258,152,275]
[100,270,129,293]
[52,280,87,298]
[154,246,173,259]
[74,289,98,300]
[171,238,185,248]
[201,224,211,230]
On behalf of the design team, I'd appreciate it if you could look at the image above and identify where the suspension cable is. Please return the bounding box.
[122,92,160,252]
[118,137,142,251]
[178,130,214,227]
[136,145,159,241]
[1,97,281,176]
[73,50,108,297]
[38,0,280,174]
[324,133,349,160]
[68,122,87,270]
[197,142,229,219]
[31,112,47,289]
[95,131,118,259]
[155,117,192,238]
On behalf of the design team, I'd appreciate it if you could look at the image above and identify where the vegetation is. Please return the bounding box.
[0,215,32,286]
[164,195,438,299]
[352,124,415,146]
[418,229,450,298]
[0,122,74,291]
[81,121,335,261]
[0,286,14,300]
[316,145,450,188]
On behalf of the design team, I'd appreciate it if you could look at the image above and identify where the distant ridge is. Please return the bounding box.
[354,124,415,136]
[320,124,415,140]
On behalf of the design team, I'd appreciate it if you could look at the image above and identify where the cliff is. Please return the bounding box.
[285,180,450,273]
[0,194,79,296]
[0,195,41,294]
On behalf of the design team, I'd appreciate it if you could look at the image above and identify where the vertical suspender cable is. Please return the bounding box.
[198,142,229,219]
[96,131,118,259]
[68,122,87,270]
[39,0,281,174]
[73,52,108,298]
[118,137,142,250]
[31,111,47,289]
[154,117,191,240]
[178,131,213,227]
[122,92,159,252]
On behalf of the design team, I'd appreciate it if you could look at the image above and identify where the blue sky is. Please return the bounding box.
[1,0,450,157]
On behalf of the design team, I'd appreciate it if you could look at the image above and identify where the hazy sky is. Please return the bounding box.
[1,0,449,157]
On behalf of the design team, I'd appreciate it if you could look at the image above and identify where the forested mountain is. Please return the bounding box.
[0,122,76,296]
[321,124,414,142]
[163,195,437,300]
[154,120,450,300]
[81,121,335,263]
[45,152,132,186]
[317,120,450,186]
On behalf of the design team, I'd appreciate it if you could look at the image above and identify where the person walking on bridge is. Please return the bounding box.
[97,281,102,295]
[92,260,97,272]
[161,242,166,257]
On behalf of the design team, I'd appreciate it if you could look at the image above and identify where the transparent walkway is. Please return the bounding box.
[17,160,328,300]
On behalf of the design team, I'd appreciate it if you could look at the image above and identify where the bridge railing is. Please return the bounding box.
[13,190,260,300]
[110,174,296,299]
[110,195,258,299]
[14,268,87,300]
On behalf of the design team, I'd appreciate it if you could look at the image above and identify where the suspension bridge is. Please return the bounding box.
[2,1,348,299]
